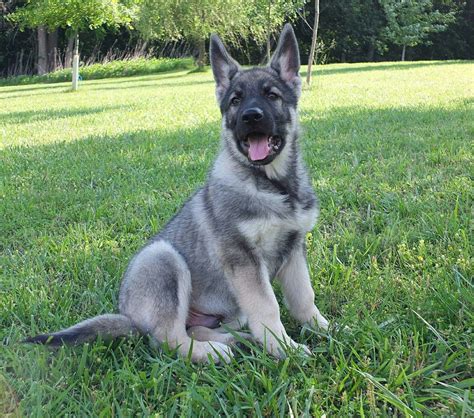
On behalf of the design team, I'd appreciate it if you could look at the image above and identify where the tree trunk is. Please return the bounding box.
[139,40,148,55]
[367,36,375,61]
[196,38,206,68]
[306,0,320,86]
[47,29,58,72]
[64,33,75,68]
[37,26,48,75]
[266,0,272,61]
[18,49,24,75]
[401,45,406,61]
[72,33,80,91]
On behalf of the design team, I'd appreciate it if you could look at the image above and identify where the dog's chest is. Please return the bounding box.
[238,204,318,256]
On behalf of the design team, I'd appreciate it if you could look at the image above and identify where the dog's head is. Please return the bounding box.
[210,24,301,167]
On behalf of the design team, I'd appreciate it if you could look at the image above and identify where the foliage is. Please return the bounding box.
[8,0,136,32]
[2,0,473,76]
[137,0,244,44]
[411,0,473,61]
[135,0,305,65]
[1,61,473,415]
[245,0,306,47]
[0,57,192,86]
[380,0,456,49]
[135,0,251,66]
[295,0,470,63]
[304,0,387,62]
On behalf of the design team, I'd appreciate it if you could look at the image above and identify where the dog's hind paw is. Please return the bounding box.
[207,341,234,363]
[188,341,234,364]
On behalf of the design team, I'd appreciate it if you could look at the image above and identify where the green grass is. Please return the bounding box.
[1,60,473,416]
[0,57,193,86]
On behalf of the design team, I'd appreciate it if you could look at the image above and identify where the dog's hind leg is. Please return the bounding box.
[119,240,233,363]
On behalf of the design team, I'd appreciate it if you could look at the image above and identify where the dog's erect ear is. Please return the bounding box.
[210,34,240,102]
[269,24,301,90]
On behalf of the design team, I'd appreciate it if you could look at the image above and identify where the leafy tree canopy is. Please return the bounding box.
[9,0,135,32]
[135,0,305,49]
[380,0,456,48]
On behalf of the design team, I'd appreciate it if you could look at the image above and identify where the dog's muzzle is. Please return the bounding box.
[236,107,284,165]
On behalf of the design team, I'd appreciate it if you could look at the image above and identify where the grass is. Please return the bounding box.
[1,60,473,416]
[0,57,193,86]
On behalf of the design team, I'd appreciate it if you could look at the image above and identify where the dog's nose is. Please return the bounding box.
[242,107,264,123]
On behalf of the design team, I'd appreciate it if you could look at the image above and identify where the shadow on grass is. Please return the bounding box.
[1,105,126,125]
[86,68,194,86]
[5,62,452,98]
[300,60,470,78]
[2,101,470,250]
[0,83,71,95]
[0,67,194,93]
[1,121,219,249]
[0,90,70,101]
[0,70,209,97]
[89,78,214,92]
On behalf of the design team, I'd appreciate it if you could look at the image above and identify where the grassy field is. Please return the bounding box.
[1,60,473,416]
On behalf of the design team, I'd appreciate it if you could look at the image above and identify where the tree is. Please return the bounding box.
[249,0,306,62]
[305,0,319,85]
[135,0,305,68]
[380,0,456,61]
[8,0,135,73]
[136,0,246,68]
[37,25,47,74]
[297,0,387,64]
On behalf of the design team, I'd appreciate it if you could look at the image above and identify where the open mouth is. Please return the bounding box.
[240,133,283,163]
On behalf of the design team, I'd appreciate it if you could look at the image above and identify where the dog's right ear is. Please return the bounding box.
[209,34,240,102]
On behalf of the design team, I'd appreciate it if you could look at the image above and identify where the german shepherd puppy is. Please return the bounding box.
[25,24,329,363]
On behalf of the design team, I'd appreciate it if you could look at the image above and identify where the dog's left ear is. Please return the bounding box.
[269,24,301,91]
[210,34,240,102]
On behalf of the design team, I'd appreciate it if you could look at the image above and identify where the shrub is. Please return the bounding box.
[0,57,194,86]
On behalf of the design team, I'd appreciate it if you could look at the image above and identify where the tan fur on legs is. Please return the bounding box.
[277,249,329,330]
[229,264,310,357]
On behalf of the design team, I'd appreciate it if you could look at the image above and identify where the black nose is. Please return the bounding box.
[242,107,264,123]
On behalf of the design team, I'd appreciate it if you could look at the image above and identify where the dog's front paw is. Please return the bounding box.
[289,340,311,356]
[304,310,329,331]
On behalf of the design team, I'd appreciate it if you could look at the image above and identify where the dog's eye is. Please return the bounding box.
[267,92,279,100]
[231,97,241,106]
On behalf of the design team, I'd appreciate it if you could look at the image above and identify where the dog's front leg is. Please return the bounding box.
[230,264,309,358]
[277,247,329,330]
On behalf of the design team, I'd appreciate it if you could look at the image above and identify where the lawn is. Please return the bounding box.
[1,61,473,416]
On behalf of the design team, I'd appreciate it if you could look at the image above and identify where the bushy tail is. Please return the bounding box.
[23,314,136,346]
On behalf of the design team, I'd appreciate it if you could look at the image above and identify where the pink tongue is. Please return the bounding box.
[248,134,270,161]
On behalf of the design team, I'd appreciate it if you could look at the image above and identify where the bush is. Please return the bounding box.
[0,57,194,86]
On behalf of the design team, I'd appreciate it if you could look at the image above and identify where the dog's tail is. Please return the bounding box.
[23,314,136,346]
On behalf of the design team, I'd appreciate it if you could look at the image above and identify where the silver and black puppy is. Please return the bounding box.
[25,24,329,363]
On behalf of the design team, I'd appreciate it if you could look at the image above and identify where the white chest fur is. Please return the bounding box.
[238,205,318,255]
